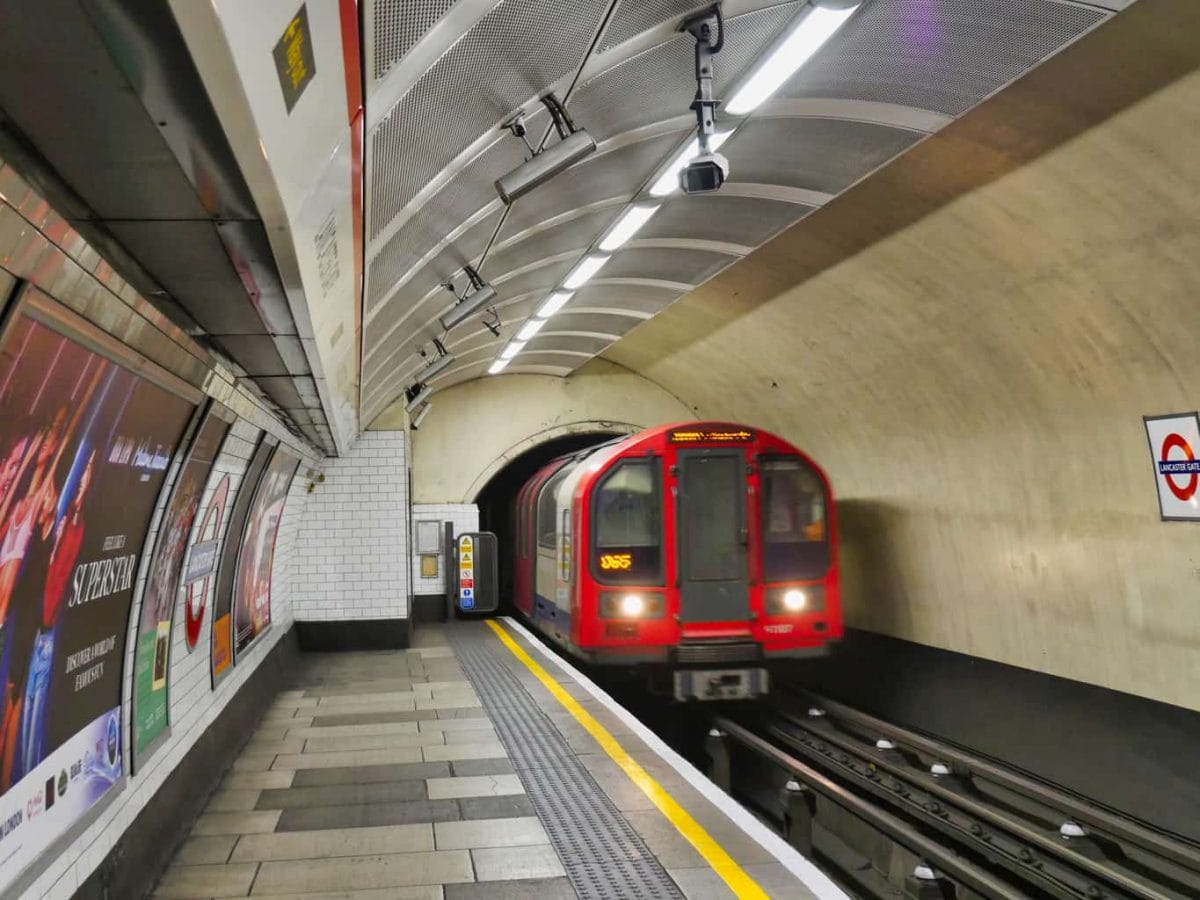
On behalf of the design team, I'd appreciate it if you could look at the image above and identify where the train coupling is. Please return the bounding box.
[673,667,769,701]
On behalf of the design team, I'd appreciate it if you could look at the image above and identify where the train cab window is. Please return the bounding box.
[760,457,830,580]
[591,459,662,584]
[537,468,569,550]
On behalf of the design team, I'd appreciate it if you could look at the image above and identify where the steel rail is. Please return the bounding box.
[713,717,1028,900]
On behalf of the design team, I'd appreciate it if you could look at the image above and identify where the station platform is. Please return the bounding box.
[150,619,840,900]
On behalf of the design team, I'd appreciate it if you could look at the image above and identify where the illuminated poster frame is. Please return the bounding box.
[129,401,235,773]
[231,445,299,660]
[210,433,275,686]
[0,285,200,898]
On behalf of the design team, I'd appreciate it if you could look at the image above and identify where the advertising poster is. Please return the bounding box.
[210,435,272,683]
[233,447,299,657]
[131,404,233,768]
[0,293,194,892]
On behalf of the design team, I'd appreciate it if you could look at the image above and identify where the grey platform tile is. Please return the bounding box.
[261,714,314,727]
[291,761,450,787]
[471,844,566,882]
[272,748,423,769]
[421,742,506,763]
[304,679,418,697]
[621,810,706,870]
[154,862,258,898]
[457,794,537,821]
[666,867,736,900]
[444,878,575,900]
[251,726,290,742]
[192,810,281,836]
[426,773,524,800]
[302,731,448,752]
[256,779,426,810]
[435,816,549,850]
[448,758,514,777]
[741,862,821,899]
[436,707,488,720]
[286,721,421,739]
[232,754,275,772]
[231,823,434,862]
[221,770,295,791]
[243,739,307,755]
[207,789,263,812]
[275,798,462,832]
[443,728,498,745]
[172,834,237,866]
[231,890,440,900]
[317,690,421,707]
[318,697,418,714]
[415,696,482,711]
[417,717,497,733]
[310,709,439,727]
[252,850,473,893]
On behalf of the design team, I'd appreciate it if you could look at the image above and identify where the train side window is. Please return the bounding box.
[537,467,569,550]
[591,459,663,585]
[760,457,831,581]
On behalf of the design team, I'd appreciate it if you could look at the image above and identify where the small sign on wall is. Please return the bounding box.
[1144,413,1200,520]
[273,3,316,113]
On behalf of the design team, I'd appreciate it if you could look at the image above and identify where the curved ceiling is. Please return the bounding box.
[360,0,1119,422]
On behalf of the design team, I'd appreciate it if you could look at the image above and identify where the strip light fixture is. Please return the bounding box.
[536,291,573,318]
[500,340,526,360]
[726,3,860,115]
[516,318,546,341]
[411,403,432,429]
[649,132,732,197]
[563,254,610,290]
[599,204,661,252]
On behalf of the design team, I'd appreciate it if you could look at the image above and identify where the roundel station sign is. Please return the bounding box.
[1144,413,1200,520]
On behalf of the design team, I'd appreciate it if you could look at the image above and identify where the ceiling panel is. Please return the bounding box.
[484,206,623,276]
[596,0,710,53]
[602,246,740,286]
[369,0,610,238]
[722,117,921,194]
[526,333,613,355]
[571,4,802,142]
[640,193,810,246]
[370,0,456,83]
[567,282,682,315]
[780,0,1108,116]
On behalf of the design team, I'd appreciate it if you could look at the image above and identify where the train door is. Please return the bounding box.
[675,448,750,622]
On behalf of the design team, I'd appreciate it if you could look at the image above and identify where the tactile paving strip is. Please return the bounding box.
[449,626,685,899]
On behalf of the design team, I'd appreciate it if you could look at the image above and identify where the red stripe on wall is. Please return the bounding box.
[338,0,364,429]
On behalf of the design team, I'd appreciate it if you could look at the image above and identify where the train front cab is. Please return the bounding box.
[573,424,840,701]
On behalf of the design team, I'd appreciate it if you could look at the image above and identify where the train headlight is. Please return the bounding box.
[599,592,664,619]
[621,594,645,617]
[766,585,824,616]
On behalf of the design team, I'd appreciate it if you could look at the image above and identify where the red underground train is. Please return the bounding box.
[513,422,840,700]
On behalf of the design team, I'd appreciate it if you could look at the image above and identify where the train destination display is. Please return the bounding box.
[0,294,194,892]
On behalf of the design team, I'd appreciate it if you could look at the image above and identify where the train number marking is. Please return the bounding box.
[599,553,632,571]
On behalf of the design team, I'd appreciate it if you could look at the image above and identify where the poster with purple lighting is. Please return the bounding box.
[0,288,195,894]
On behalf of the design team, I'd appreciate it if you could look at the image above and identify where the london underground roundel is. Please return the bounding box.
[1144,413,1200,520]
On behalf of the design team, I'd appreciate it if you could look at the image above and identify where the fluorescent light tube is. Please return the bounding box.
[649,132,732,197]
[563,254,609,290]
[599,204,660,252]
[726,4,859,115]
[405,384,432,413]
[516,318,546,341]
[536,291,573,318]
[439,282,497,330]
[488,358,510,375]
[500,340,526,360]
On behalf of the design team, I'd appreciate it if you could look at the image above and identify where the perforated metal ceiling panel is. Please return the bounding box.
[361,0,1115,418]
[780,0,1109,116]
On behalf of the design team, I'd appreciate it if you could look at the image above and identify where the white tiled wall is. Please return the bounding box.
[411,503,479,596]
[292,430,410,622]
[27,420,315,900]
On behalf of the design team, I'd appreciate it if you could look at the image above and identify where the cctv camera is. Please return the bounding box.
[680,152,729,194]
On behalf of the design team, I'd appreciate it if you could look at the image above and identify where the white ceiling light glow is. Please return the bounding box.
[649,132,731,197]
[487,358,510,375]
[500,340,526,360]
[726,4,860,115]
[599,204,661,252]
[536,291,573,318]
[517,318,546,341]
[563,254,610,289]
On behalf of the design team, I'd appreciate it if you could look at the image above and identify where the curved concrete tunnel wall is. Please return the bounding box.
[605,11,1200,712]
[371,359,693,502]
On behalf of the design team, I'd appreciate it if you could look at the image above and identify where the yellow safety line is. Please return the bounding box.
[485,619,768,899]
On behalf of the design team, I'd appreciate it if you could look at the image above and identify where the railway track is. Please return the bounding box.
[707,691,1200,899]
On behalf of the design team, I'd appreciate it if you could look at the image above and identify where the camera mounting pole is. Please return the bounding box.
[682,5,724,154]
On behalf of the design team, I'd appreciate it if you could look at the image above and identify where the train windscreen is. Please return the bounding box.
[591,459,662,584]
[760,457,830,580]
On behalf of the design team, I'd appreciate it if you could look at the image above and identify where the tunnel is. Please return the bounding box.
[0,1,1197,898]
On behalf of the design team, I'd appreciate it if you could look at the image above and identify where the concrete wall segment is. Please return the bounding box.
[603,0,1200,710]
